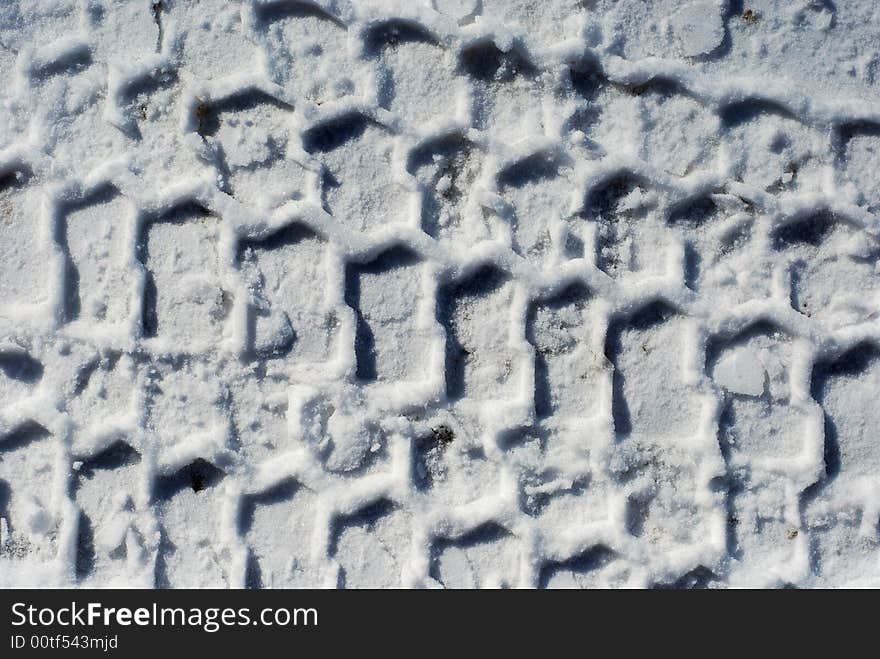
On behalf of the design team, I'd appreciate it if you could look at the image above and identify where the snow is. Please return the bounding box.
[712,347,766,397]
[0,0,879,588]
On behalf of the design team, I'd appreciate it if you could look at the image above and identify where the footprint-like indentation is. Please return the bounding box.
[166,0,259,80]
[345,247,427,383]
[240,478,317,588]
[257,0,354,104]
[497,153,573,265]
[438,266,518,401]
[459,41,541,141]
[773,213,880,328]
[585,173,667,279]
[606,302,701,441]
[239,223,335,362]
[0,171,49,313]
[304,114,408,232]
[198,91,305,211]
[430,522,519,588]
[0,423,55,570]
[332,499,409,588]
[408,133,482,240]
[527,284,602,419]
[139,204,230,349]
[709,323,805,461]
[60,188,134,325]
[154,458,226,588]
[367,20,457,127]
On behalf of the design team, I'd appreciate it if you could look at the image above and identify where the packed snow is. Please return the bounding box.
[0,0,879,588]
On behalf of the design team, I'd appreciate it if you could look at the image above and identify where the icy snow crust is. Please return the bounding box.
[0,0,879,588]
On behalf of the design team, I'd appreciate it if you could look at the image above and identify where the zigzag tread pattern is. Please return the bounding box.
[0,0,879,588]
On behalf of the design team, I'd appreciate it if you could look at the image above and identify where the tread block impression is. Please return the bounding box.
[154,459,227,588]
[0,424,56,577]
[0,172,49,313]
[710,323,808,463]
[240,479,317,588]
[409,134,482,241]
[2,0,880,590]
[345,247,428,383]
[257,1,355,104]
[305,114,409,233]
[497,153,574,266]
[199,91,305,212]
[139,204,231,351]
[368,21,458,127]
[438,267,519,401]
[606,303,701,441]
[333,500,410,588]
[165,0,260,81]
[60,189,134,326]
[239,223,335,362]
[72,440,143,585]
[773,213,880,328]
[430,523,520,588]
[527,284,602,419]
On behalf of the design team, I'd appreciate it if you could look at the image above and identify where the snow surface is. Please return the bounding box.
[0,0,879,588]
